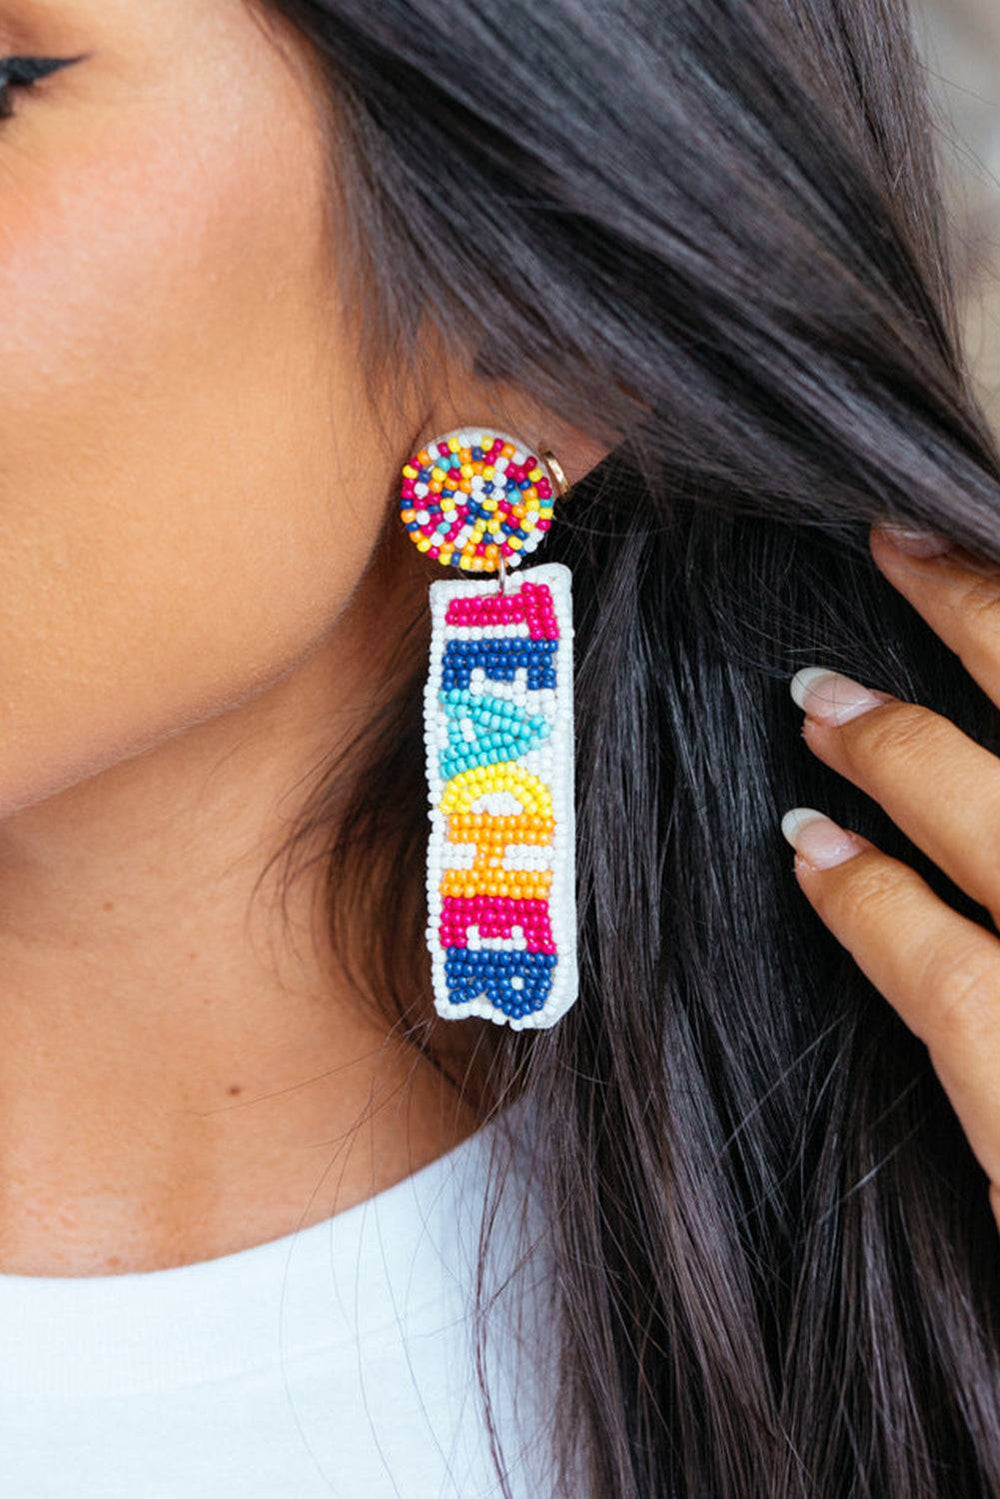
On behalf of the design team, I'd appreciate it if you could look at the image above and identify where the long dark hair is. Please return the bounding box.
[245,0,1000,1492]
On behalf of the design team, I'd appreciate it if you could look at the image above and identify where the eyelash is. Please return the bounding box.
[0,55,82,123]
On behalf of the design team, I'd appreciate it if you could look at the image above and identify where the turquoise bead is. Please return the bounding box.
[438,691,551,781]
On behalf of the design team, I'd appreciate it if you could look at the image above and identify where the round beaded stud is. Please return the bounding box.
[398,426,569,591]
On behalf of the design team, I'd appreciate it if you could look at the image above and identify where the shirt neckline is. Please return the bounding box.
[0,1102,524,1396]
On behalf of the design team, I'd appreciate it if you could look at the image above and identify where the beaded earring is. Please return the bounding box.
[398,425,578,1030]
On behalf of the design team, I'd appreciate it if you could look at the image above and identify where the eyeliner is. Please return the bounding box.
[2,53,90,86]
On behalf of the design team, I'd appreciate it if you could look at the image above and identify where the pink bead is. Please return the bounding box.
[437,894,554,952]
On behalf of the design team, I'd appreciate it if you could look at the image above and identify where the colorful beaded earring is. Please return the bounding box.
[399,425,578,1030]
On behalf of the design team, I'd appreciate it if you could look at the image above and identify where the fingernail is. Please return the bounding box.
[780,807,865,869]
[874,523,952,557]
[789,667,892,725]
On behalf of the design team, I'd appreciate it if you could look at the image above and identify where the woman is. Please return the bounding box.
[1,0,999,1493]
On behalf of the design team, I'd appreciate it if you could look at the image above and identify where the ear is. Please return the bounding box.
[402,323,618,492]
[423,384,614,493]
[510,402,614,491]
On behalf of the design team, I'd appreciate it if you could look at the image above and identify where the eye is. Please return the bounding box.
[0,55,87,123]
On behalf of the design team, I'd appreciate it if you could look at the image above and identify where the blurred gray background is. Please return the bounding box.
[914,0,1000,420]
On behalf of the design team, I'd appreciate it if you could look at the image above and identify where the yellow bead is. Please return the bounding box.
[448,436,460,451]
[402,464,419,479]
[416,537,431,552]
[483,466,495,479]
[528,467,543,481]
[431,466,447,481]
[460,463,474,479]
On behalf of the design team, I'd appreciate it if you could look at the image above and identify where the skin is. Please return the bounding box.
[782,523,1000,1239]
[0,0,606,1274]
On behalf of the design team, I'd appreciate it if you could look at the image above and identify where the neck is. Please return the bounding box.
[0,551,482,1277]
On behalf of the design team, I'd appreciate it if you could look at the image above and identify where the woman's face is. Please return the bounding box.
[0,0,455,816]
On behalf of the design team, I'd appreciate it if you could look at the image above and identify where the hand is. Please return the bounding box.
[780,522,1000,1233]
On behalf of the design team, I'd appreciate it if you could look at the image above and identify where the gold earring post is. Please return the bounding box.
[538,447,570,500]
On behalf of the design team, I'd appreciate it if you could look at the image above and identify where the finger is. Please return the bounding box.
[780,807,1000,1192]
[869,522,1000,709]
[790,672,1000,918]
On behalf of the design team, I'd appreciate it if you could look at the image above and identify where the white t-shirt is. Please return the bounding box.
[0,1099,559,1497]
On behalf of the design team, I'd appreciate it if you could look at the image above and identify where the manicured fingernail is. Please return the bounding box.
[874,523,952,557]
[780,808,865,869]
[789,667,892,725]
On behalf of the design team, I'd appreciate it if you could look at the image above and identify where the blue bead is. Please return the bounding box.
[441,948,554,1013]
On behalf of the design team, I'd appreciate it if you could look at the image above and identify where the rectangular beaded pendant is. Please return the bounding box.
[422,560,578,1029]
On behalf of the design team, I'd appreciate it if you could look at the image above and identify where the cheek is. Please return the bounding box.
[0,82,384,813]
